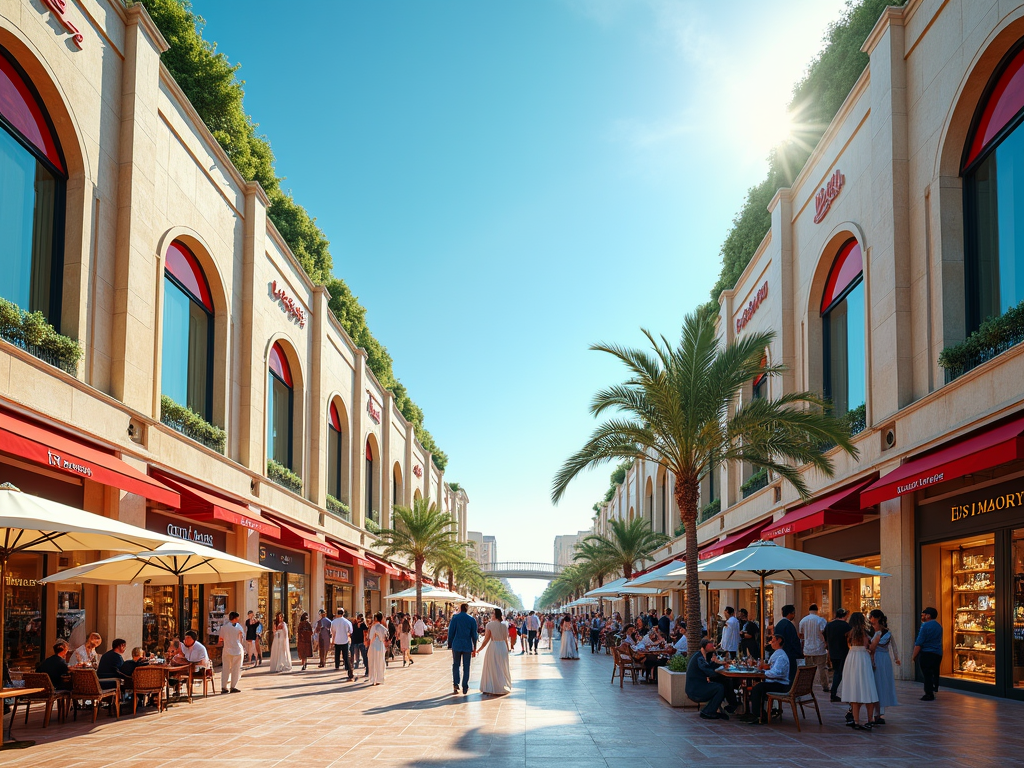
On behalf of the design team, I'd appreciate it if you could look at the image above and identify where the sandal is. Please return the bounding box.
[851,723,869,731]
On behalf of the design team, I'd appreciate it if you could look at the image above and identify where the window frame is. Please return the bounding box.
[327,408,343,501]
[162,268,215,421]
[267,364,294,470]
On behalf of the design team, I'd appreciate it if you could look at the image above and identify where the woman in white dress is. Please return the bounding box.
[478,608,513,695]
[366,612,389,685]
[268,612,292,673]
[559,613,579,660]
[840,612,879,730]
[868,609,900,724]
[542,615,554,650]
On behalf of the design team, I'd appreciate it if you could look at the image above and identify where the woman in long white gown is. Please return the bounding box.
[560,613,579,659]
[367,612,389,685]
[268,612,292,672]
[478,609,513,695]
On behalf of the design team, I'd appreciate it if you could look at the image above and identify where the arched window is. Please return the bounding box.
[0,46,66,326]
[821,238,865,425]
[327,402,343,502]
[963,43,1024,331]
[365,441,375,523]
[267,342,293,468]
[162,241,213,419]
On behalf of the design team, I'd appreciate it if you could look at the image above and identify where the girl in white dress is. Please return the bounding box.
[840,612,879,730]
[868,609,900,724]
[268,612,292,673]
[367,612,389,685]
[478,608,513,695]
[560,613,579,659]
[542,616,554,650]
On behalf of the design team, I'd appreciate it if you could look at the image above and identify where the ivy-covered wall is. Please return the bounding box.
[134,0,447,469]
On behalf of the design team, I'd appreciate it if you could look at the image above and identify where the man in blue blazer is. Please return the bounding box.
[447,603,478,694]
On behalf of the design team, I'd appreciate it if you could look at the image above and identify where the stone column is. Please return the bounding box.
[238,181,270,471]
[307,286,330,508]
[881,493,915,679]
[350,351,367,527]
[381,390,393,527]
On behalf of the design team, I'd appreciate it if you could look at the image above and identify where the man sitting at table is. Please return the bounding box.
[633,628,671,682]
[118,647,147,684]
[741,633,791,724]
[97,638,127,690]
[37,640,71,690]
[685,638,732,721]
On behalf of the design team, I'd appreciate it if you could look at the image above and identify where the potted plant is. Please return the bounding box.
[411,637,433,655]
[657,653,698,707]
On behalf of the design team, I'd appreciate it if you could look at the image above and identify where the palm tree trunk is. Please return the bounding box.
[674,480,701,658]
[622,563,633,625]
[447,568,454,592]
[415,556,424,618]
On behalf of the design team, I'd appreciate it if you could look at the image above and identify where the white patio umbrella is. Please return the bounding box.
[0,483,174,681]
[468,599,499,610]
[584,577,628,597]
[683,539,889,640]
[40,540,277,638]
[384,584,468,603]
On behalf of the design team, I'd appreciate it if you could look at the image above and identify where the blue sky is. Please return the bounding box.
[196,0,849,606]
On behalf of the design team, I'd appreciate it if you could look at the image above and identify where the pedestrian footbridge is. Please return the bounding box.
[481,561,563,579]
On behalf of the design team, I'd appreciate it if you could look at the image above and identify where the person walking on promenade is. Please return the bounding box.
[478,608,512,695]
[400,616,413,666]
[297,613,313,671]
[738,609,760,660]
[367,612,389,686]
[912,607,942,701]
[217,611,245,694]
[526,611,541,654]
[840,612,879,731]
[314,609,332,668]
[351,614,368,675]
[825,608,851,702]
[721,607,740,660]
[519,615,529,654]
[542,615,555,650]
[507,618,518,651]
[560,613,579,659]
[868,609,900,725]
[331,608,354,681]
[774,605,802,683]
[244,611,262,667]
[799,603,829,693]
[448,603,478,695]
[268,612,292,673]
[589,613,605,655]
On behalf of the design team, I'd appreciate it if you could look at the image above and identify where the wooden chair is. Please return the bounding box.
[187,664,217,700]
[15,673,71,727]
[766,665,822,732]
[610,647,640,688]
[70,669,119,722]
[131,666,166,714]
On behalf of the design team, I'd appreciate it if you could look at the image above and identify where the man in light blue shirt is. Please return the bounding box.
[912,607,943,700]
[742,634,791,723]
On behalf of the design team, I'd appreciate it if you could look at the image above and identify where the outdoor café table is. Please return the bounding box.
[147,663,191,704]
[716,667,765,713]
[1,687,45,750]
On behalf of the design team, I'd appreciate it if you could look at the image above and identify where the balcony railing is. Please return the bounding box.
[741,469,769,498]
[267,459,302,494]
[0,326,79,377]
[699,498,721,523]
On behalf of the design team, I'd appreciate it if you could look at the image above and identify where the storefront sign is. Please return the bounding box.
[41,0,84,49]
[325,564,352,583]
[813,169,845,224]
[147,511,226,551]
[364,574,381,591]
[47,449,93,478]
[270,281,307,328]
[896,472,945,497]
[951,490,1024,523]
[735,281,769,334]
[366,391,381,424]
[412,465,423,479]
[259,542,306,574]
[4,576,38,587]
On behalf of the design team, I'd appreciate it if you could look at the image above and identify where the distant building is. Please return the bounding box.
[481,535,497,567]
[553,531,591,568]
[467,531,484,565]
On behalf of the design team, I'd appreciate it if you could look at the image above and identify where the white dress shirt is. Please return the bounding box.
[799,613,828,656]
[721,615,740,652]
[330,616,353,645]
[413,619,426,637]
[181,640,211,669]
[219,621,246,656]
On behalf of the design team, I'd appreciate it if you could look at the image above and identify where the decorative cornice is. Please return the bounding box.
[125,3,169,54]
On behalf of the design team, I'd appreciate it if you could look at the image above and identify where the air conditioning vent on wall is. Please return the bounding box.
[881,423,896,451]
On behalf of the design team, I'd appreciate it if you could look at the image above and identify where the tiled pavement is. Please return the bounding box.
[3,643,1022,767]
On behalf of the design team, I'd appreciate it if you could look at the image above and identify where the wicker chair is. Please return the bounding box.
[131,666,166,714]
[610,647,640,687]
[765,665,822,732]
[187,664,217,701]
[15,673,70,727]
[69,668,120,722]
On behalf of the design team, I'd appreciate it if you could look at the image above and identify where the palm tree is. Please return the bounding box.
[579,517,669,623]
[373,498,463,616]
[572,539,617,589]
[552,307,857,653]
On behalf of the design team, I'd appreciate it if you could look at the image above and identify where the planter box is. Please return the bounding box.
[411,643,433,655]
[657,667,699,708]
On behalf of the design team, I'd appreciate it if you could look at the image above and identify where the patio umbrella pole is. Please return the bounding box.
[1,552,7,686]
[178,573,186,641]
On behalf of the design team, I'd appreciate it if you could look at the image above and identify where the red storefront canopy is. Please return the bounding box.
[0,408,179,507]
[151,471,280,537]
[328,540,374,570]
[860,414,1024,508]
[699,522,764,561]
[761,475,876,540]
[263,515,340,559]
[366,553,400,577]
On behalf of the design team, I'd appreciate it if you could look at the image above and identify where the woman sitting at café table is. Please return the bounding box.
[632,628,671,682]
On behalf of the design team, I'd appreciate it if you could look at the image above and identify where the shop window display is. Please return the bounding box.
[840,555,882,614]
[3,553,42,670]
[1013,530,1024,688]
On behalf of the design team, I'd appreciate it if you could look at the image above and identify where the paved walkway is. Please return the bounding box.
[3,644,1021,767]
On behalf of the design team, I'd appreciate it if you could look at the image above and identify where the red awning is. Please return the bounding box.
[0,408,179,507]
[761,475,877,540]
[263,515,340,559]
[329,540,374,570]
[151,471,280,537]
[366,553,400,577]
[860,414,1024,508]
[699,522,764,561]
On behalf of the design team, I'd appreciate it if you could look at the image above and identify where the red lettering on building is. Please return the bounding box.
[271,281,307,328]
[41,0,84,48]
[366,391,381,424]
[413,465,423,479]
[813,169,845,224]
[735,281,769,334]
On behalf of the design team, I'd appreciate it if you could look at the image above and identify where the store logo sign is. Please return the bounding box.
[166,523,215,547]
[48,450,93,478]
[366,392,381,424]
[4,576,38,587]
[413,465,423,479]
[896,472,944,496]
[813,169,845,224]
[735,281,768,334]
[951,490,1024,523]
[41,0,84,49]
[326,566,351,582]
[270,281,307,328]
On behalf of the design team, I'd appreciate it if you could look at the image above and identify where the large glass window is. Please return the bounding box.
[327,403,343,501]
[365,442,375,523]
[0,48,65,327]
[267,343,293,468]
[822,239,866,424]
[964,45,1024,331]
[162,242,213,419]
